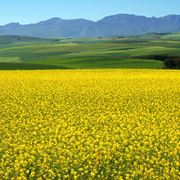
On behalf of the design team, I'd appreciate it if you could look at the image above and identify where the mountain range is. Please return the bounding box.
[0,14,180,38]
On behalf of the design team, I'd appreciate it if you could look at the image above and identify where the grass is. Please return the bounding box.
[0,62,68,70]
[0,57,21,63]
[0,33,180,70]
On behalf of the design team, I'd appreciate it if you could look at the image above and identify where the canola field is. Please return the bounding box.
[0,70,179,179]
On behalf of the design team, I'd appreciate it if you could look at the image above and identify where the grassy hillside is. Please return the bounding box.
[0,34,179,70]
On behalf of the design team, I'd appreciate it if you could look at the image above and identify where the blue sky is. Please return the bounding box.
[0,0,180,25]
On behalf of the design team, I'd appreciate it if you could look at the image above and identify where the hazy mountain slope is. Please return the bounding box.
[0,14,180,37]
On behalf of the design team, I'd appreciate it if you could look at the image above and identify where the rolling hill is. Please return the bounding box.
[0,33,180,70]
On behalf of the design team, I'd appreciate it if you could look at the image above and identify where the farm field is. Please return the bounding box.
[0,69,179,179]
[0,33,180,70]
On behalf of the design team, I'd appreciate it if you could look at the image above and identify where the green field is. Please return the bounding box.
[0,33,180,70]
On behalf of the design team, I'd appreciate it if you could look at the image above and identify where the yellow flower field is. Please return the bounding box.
[0,69,179,179]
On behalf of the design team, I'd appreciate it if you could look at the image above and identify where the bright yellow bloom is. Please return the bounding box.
[0,69,179,179]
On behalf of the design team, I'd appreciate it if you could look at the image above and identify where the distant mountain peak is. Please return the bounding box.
[0,14,180,38]
[100,14,145,19]
[4,22,20,27]
[37,17,64,25]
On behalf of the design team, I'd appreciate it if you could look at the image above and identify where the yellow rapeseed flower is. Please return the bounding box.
[0,69,179,179]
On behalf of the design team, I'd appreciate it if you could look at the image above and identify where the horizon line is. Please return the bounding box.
[0,13,179,26]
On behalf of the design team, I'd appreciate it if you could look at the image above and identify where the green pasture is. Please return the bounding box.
[0,34,179,70]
